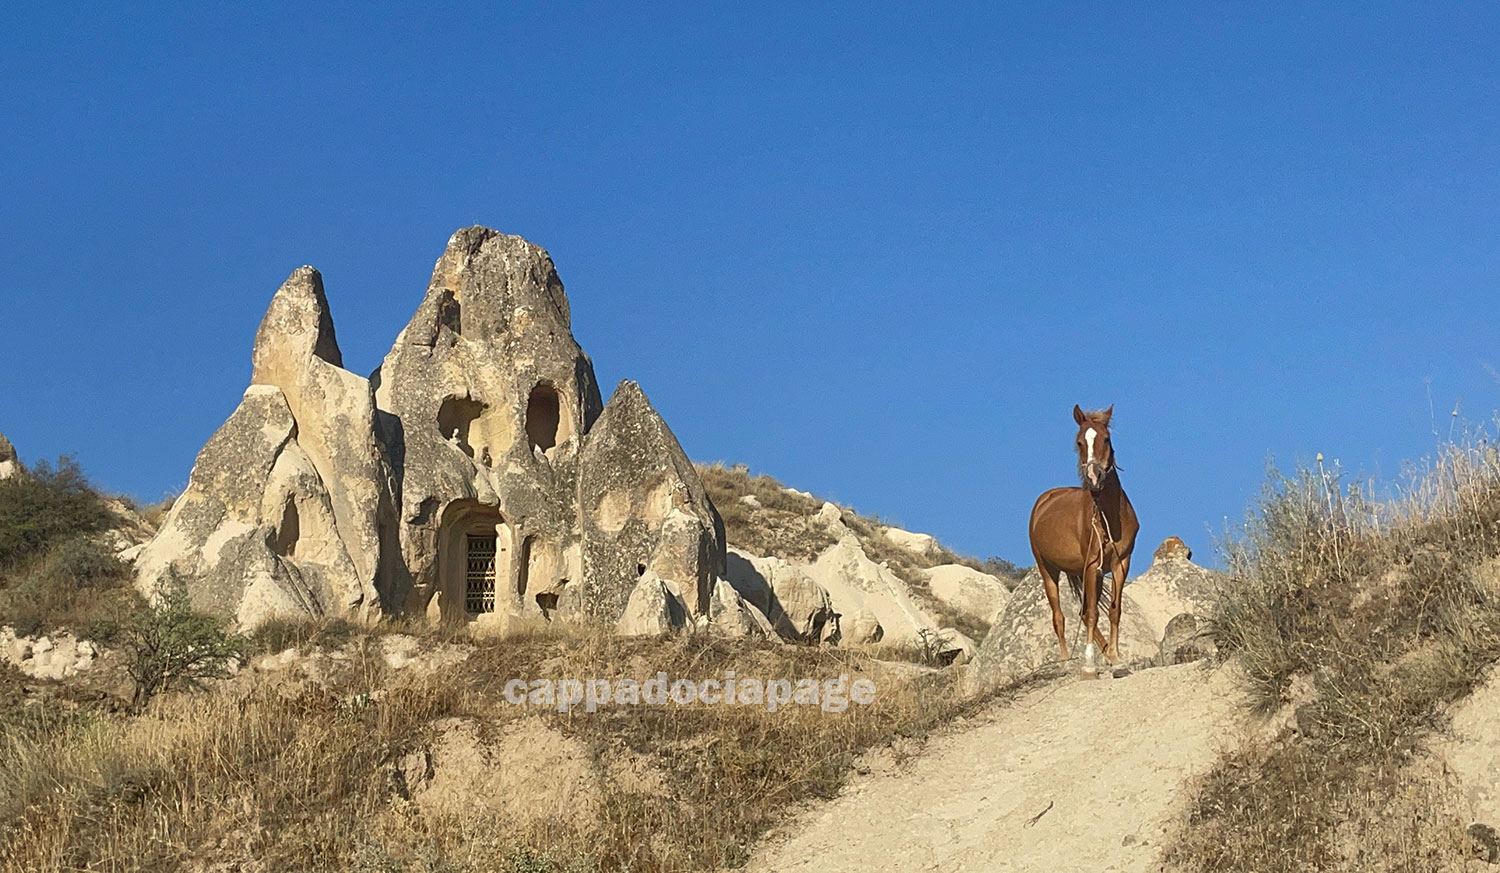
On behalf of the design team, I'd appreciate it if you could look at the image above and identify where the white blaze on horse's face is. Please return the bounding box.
[1081,427,1101,489]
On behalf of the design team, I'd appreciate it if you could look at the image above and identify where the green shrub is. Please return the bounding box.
[122,587,246,711]
[0,457,113,568]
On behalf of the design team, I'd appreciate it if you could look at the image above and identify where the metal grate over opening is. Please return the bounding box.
[465,533,497,614]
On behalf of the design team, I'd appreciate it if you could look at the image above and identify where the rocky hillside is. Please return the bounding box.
[699,463,1023,654]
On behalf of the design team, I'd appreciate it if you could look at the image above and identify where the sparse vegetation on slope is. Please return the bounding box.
[0,457,141,642]
[1168,445,1500,871]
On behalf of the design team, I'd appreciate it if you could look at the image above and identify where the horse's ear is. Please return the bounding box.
[1073,404,1086,425]
[1102,404,1114,425]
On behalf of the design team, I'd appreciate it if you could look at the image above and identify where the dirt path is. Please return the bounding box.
[747,661,1247,873]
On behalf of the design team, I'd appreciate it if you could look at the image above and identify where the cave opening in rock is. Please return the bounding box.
[437,396,486,460]
[274,497,299,558]
[525,383,562,454]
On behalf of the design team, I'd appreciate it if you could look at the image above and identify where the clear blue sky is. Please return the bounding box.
[3,3,1499,567]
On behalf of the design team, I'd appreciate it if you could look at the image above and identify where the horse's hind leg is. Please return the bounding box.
[1034,558,1069,660]
[1106,553,1131,661]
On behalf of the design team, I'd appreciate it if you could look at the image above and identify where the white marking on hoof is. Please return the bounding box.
[1083,642,1098,671]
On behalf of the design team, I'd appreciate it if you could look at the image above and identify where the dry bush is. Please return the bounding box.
[1167,444,1500,872]
[0,625,995,873]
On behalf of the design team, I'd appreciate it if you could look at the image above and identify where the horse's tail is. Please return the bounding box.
[1062,570,1114,610]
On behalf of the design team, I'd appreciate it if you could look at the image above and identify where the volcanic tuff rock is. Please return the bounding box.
[961,539,1216,697]
[136,228,726,633]
[0,431,19,480]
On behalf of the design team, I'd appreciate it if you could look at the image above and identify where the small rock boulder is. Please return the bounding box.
[803,535,942,644]
[883,526,939,556]
[1155,612,1218,666]
[923,564,1011,625]
[725,548,835,642]
[616,571,689,636]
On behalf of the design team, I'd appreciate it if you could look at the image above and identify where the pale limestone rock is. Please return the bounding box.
[579,381,724,622]
[883,526,939,555]
[134,386,364,627]
[725,548,836,642]
[137,228,727,636]
[0,627,96,680]
[803,534,941,644]
[707,577,777,639]
[616,571,689,636]
[924,564,1011,623]
[816,502,842,526]
[936,627,976,665]
[250,266,396,620]
[1125,539,1222,643]
[0,432,20,481]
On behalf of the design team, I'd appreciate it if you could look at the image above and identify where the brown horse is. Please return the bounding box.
[1028,405,1140,673]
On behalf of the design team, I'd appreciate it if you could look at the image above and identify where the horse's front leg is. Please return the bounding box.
[1081,562,1103,675]
[1106,553,1131,662]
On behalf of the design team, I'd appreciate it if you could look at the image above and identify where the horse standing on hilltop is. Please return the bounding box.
[1028,405,1140,675]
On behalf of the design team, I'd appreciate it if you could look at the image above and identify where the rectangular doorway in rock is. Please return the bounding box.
[465,533,497,614]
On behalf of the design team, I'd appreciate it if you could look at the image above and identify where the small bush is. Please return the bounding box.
[0,457,113,568]
[122,587,246,711]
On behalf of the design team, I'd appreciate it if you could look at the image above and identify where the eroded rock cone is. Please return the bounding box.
[134,227,727,635]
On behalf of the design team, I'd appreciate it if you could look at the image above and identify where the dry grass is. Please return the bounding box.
[1166,443,1500,871]
[0,623,996,872]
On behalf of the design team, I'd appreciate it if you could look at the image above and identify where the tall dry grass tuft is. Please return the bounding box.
[1168,441,1500,871]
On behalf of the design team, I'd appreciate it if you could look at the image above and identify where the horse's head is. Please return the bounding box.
[1072,404,1115,492]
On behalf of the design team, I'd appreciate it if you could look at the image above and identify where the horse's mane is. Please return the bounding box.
[1080,409,1113,426]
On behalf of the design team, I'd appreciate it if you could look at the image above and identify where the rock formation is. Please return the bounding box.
[961,537,1220,696]
[0,432,20,480]
[136,228,725,633]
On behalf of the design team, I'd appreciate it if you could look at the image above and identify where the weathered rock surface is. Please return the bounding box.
[136,228,726,634]
[804,533,942,644]
[616,571,690,636]
[251,266,396,620]
[1156,612,1218,666]
[923,564,1011,624]
[725,548,836,642]
[961,568,1157,696]
[1,627,96,680]
[883,526,939,555]
[0,432,19,480]
[1126,538,1222,643]
[134,386,367,626]
[706,576,777,639]
[580,381,725,622]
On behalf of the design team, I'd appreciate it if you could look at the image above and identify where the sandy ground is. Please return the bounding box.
[747,661,1247,873]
